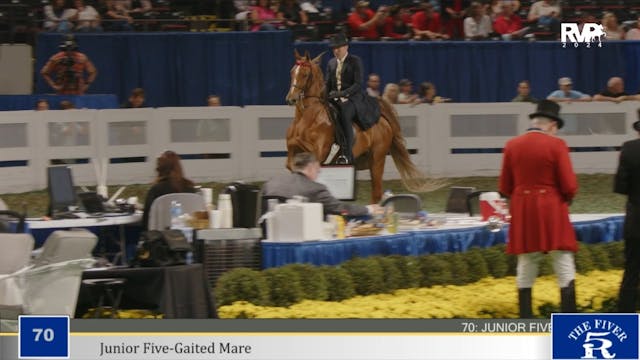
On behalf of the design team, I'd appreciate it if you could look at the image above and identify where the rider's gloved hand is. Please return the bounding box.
[328,90,340,99]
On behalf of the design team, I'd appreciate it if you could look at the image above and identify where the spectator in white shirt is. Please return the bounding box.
[464,2,492,40]
[527,0,560,28]
[44,0,76,32]
[73,0,102,32]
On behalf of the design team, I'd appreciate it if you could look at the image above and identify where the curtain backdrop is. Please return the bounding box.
[35,32,640,107]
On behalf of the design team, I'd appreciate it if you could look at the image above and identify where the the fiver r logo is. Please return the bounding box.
[552,314,638,360]
[561,23,607,48]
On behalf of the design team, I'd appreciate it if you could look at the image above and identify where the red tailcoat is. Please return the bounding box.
[499,130,578,254]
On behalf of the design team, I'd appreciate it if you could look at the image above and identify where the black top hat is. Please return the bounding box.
[328,33,348,48]
[634,109,640,132]
[529,99,564,129]
[59,34,78,51]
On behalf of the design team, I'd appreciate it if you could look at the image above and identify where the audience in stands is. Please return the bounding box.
[417,81,450,104]
[441,0,471,39]
[41,35,97,95]
[44,0,76,32]
[207,95,222,106]
[366,73,381,97]
[602,12,625,41]
[527,0,561,30]
[26,0,639,42]
[493,2,523,39]
[626,16,640,40]
[99,0,134,31]
[463,2,492,40]
[347,1,387,40]
[121,88,147,108]
[142,150,196,230]
[397,79,419,104]
[383,6,412,40]
[72,0,102,32]
[412,2,449,40]
[382,83,400,104]
[35,99,50,111]
[250,0,279,31]
[593,77,632,103]
[488,0,519,20]
[511,80,537,103]
[547,77,591,103]
[234,0,254,29]
[278,0,308,28]
[120,0,153,20]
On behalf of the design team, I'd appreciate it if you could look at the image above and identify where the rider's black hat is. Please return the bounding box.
[328,33,348,48]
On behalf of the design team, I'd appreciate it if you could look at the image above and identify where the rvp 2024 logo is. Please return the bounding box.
[561,23,607,48]
[552,314,639,360]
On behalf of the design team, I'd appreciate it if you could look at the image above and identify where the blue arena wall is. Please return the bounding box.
[35,32,640,107]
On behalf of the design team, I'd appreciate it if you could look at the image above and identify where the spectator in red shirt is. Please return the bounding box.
[441,0,471,39]
[347,1,387,40]
[412,2,449,40]
[383,6,412,40]
[493,2,522,39]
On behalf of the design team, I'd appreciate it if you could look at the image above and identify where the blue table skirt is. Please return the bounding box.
[261,216,625,268]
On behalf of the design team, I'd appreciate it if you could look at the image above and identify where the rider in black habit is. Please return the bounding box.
[325,33,381,164]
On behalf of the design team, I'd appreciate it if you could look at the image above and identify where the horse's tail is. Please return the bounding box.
[380,99,447,193]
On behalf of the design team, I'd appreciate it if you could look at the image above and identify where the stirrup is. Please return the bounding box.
[335,155,350,165]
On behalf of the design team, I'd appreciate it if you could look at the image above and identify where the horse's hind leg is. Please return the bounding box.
[369,151,386,203]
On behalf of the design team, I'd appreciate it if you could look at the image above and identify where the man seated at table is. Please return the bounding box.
[262,152,378,216]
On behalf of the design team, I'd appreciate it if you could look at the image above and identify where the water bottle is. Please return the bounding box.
[170,201,184,228]
[170,200,193,264]
[385,202,397,234]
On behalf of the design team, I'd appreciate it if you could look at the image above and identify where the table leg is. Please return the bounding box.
[111,224,128,266]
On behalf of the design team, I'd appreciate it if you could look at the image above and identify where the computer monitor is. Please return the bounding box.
[47,166,77,216]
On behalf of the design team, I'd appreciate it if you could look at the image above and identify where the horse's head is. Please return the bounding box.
[286,50,324,106]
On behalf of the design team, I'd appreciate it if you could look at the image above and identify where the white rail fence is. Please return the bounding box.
[0,102,636,194]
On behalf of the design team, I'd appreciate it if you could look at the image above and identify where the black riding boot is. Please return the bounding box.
[340,120,354,163]
[518,288,533,318]
[560,280,577,313]
[618,289,637,313]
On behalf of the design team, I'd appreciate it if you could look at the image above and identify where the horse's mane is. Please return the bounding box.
[307,58,326,99]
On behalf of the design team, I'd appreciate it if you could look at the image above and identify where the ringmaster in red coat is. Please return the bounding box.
[499,99,578,318]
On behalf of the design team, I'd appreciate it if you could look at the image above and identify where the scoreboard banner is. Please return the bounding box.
[0,318,557,360]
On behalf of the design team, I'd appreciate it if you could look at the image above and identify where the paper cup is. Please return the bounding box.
[209,210,222,229]
[201,188,213,206]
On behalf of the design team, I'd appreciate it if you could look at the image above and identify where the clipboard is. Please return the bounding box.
[316,165,356,201]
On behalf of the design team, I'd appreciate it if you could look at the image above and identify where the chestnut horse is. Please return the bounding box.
[285,51,438,203]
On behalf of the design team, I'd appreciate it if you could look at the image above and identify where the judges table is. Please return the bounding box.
[261,214,625,268]
[24,212,142,264]
[75,264,216,319]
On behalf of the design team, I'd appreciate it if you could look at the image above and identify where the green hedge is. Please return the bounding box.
[214,241,625,308]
